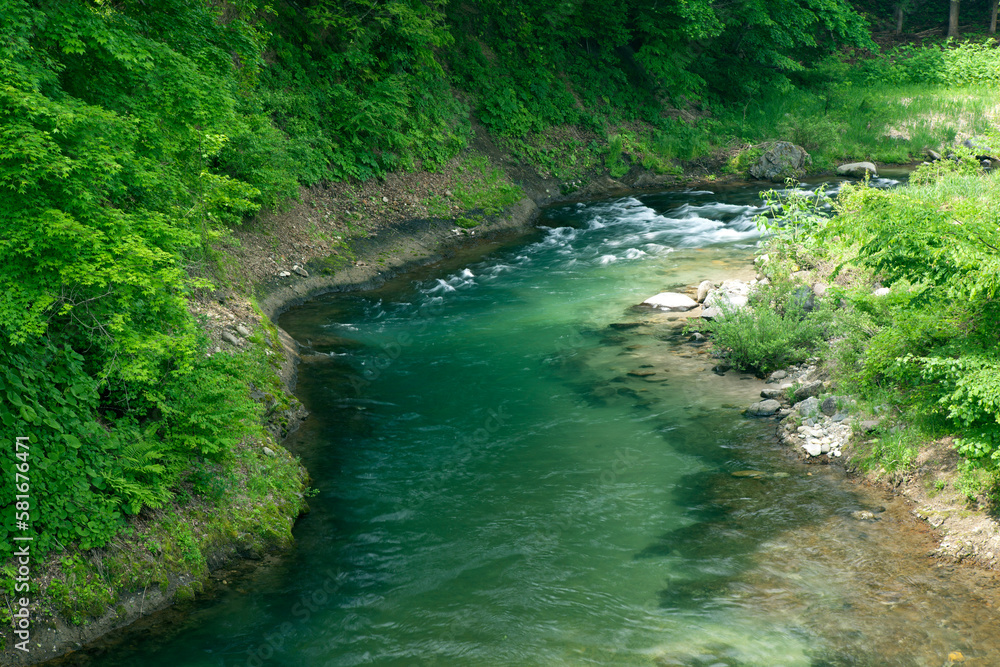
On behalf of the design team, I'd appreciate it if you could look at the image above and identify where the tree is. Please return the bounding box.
[948,0,960,37]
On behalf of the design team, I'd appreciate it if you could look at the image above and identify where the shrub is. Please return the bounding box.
[705,301,825,375]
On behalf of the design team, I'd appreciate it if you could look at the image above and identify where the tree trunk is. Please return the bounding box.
[948,0,960,37]
[895,5,904,34]
[990,0,998,34]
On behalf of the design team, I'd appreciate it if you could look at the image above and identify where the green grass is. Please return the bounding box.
[714,83,1000,170]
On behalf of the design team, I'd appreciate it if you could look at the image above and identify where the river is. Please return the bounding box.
[73,176,1000,666]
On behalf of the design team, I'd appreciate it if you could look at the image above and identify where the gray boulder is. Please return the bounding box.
[761,387,785,400]
[747,399,781,417]
[820,396,838,417]
[837,162,878,178]
[793,380,823,402]
[749,142,811,182]
[794,396,821,418]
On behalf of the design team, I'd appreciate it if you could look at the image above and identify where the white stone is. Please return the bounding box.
[263,446,276,457]
[874,287,890,297]
[696,280,715,303]
[278,270,291,277]
[803,443,823,457]
[642,292,698,311]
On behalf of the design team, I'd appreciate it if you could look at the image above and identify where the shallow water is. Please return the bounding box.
[76,177,1000,667]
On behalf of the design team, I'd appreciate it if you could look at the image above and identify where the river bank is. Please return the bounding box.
[12,148,982,666]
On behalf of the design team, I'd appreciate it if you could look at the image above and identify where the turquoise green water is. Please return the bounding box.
[75,180,1000,667]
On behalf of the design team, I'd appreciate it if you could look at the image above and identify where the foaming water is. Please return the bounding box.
[72,177,1000,667]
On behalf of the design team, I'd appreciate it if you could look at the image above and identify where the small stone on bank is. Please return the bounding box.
[221,331,241,346]
[263,446,276,457]
[236,324,251,338]
[293,265,310,278]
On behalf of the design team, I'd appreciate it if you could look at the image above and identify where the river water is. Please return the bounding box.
[76,177,1000,666]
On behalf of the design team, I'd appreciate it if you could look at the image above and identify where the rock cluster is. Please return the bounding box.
[743,363,861,460]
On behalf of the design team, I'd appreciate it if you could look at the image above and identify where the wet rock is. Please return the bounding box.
[749,141,811,182]
[628,370,657,377]
[851,510,877,521]
[747,399,781,416]
[837,161,878,178]
[642,292,698,311]
[688,332,706,343]
[609,322,642,330]
[731,470,768,478]
[236,324,252,338]
[696,280,715,303]
[793,380,823,402]
[948,650,966,663]
[712,364,731,375]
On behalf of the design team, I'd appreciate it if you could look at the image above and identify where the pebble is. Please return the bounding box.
[236,324,251,337]
[263,446,276,457]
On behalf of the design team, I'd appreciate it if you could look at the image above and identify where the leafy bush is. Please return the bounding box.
[705,301,825,375]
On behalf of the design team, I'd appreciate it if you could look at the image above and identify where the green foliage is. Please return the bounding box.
[704,300,825,375]
[855,39,1000,87]
[910,145,984,185]
[808,172,1000,482]
[605,135,629,178]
